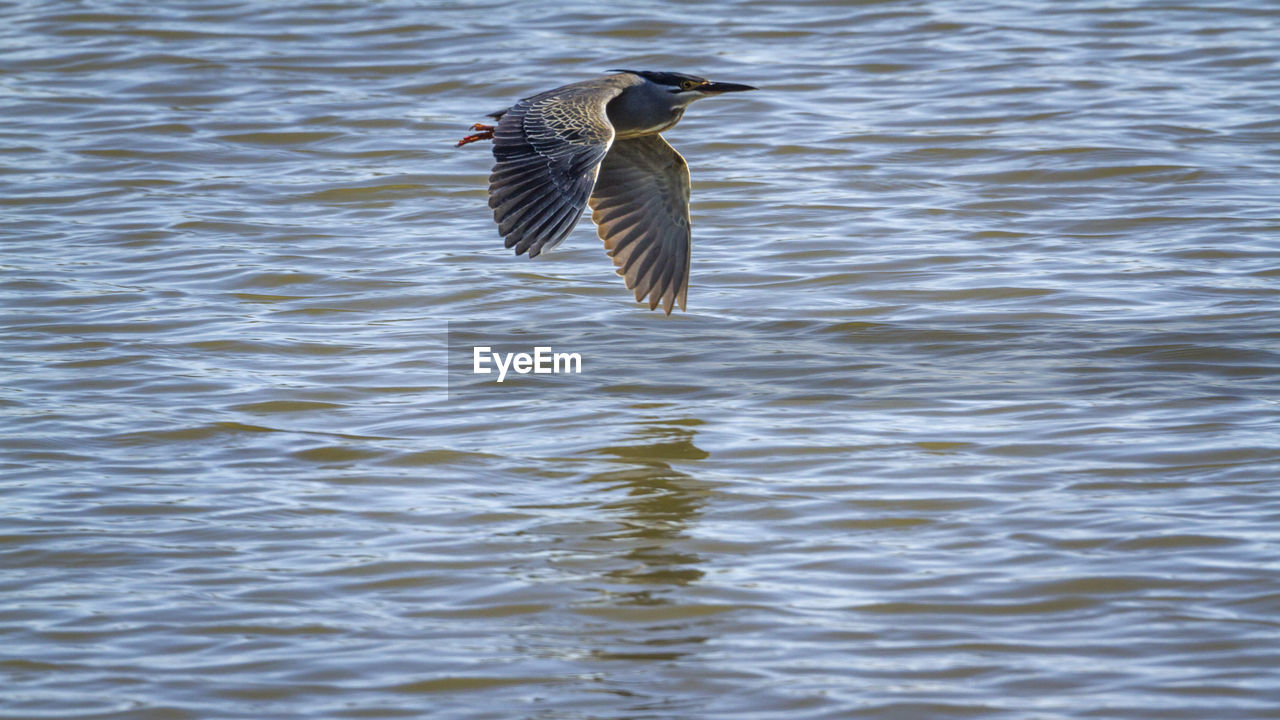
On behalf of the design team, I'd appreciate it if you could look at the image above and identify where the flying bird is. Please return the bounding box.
[458,69,756,314]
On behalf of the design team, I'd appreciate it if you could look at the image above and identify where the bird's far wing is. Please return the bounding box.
[489,83,622,258]
[587,134,692,315]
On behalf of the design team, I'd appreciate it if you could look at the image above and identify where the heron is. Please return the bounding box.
[458,70,756,314]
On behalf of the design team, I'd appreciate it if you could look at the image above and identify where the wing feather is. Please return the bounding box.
[487,81,622,258]
[587,135,692,315]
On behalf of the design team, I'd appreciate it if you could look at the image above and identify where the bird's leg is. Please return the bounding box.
[456,123,495,147]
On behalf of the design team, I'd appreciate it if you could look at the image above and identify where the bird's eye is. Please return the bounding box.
[680,80,698,90]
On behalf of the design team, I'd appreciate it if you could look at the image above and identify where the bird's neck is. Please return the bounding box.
[607,90,687,139]
[613,107,684,139]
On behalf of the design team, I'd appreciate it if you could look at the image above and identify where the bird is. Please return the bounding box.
[457,70,756,314]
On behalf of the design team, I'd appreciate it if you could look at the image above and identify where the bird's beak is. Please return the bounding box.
[700,81,757,94]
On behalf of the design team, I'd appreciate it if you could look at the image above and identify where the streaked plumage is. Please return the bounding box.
[460,70,755,314]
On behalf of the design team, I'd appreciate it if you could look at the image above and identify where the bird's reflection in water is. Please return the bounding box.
[583,418,711,606]
[575,418,718,667]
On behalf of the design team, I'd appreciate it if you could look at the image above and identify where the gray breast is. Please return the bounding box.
[606,82,685,139]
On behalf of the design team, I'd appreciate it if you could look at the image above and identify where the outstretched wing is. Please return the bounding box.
[489,82,623,258]
[588,134,692,314]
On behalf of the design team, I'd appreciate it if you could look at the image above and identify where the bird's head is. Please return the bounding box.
[611,69,757,105]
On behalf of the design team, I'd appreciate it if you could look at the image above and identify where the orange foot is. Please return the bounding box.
[456,123,495,147]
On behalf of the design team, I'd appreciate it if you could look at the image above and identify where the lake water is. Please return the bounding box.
[3,1,1279,718]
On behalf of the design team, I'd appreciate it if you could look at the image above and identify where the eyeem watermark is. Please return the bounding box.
[472,346,582,383]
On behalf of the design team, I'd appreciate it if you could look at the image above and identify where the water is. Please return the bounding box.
[3,1,1279,718]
